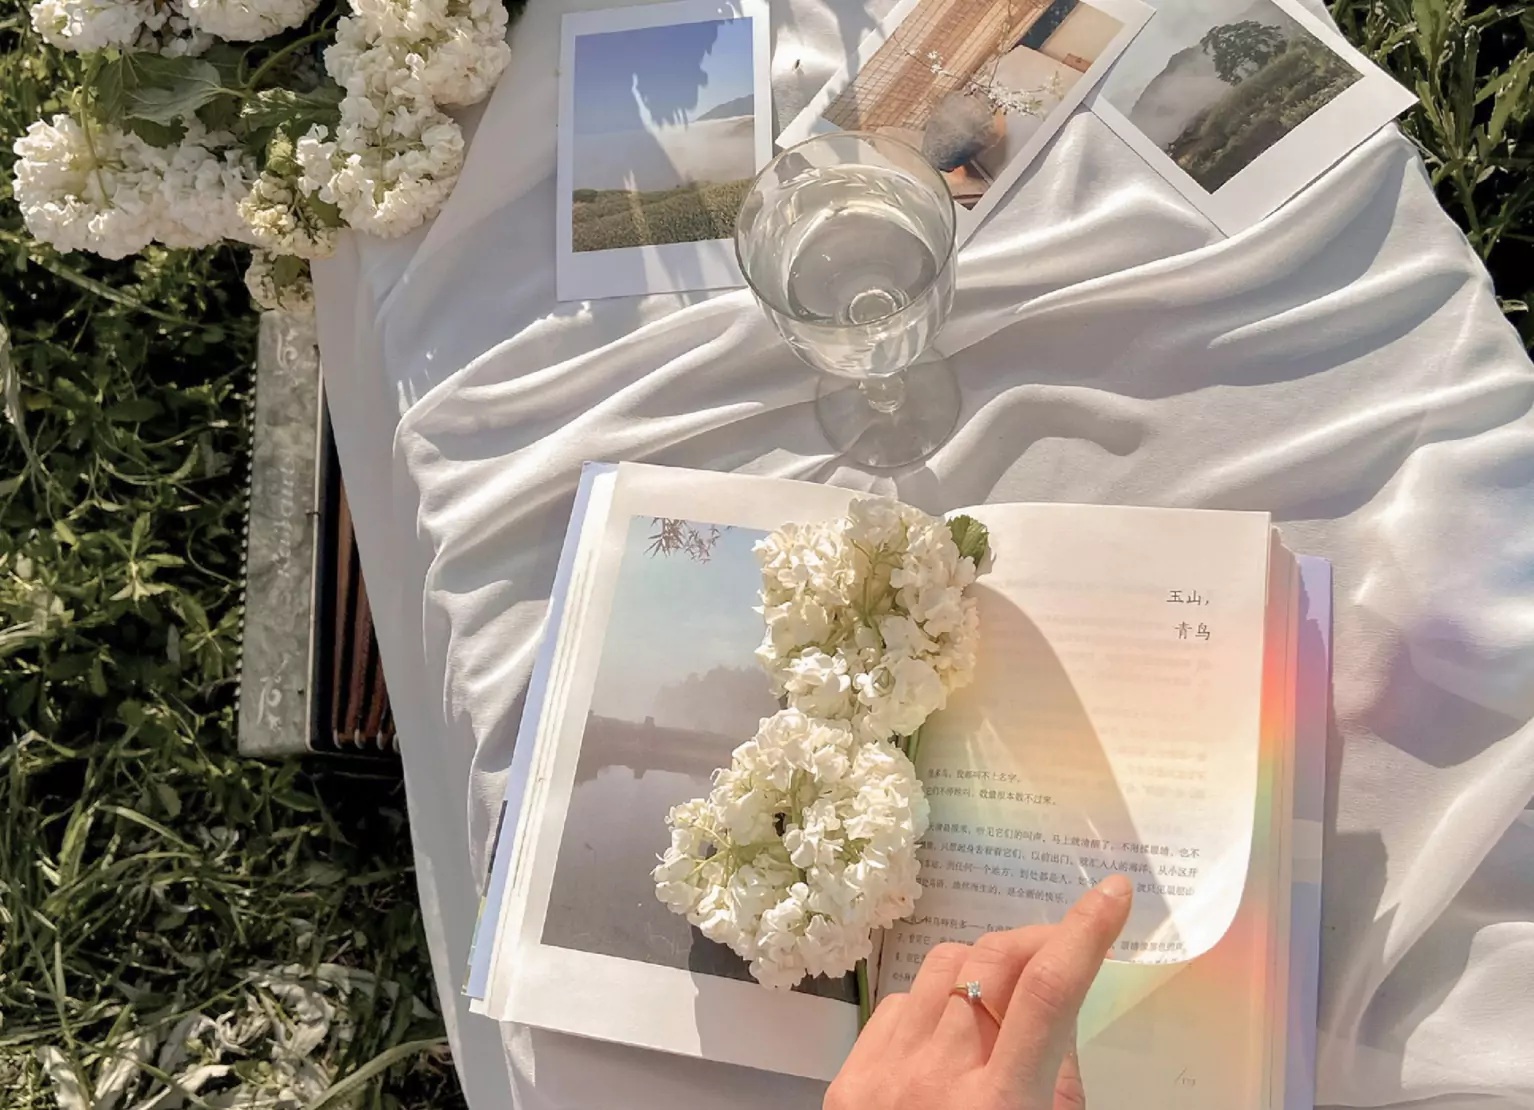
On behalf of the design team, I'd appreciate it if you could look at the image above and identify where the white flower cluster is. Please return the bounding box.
[12,114,256,260]
[30,0,146,52]
[31,0,212,55]
[182,0,323,41]
[238,159,342,258]
[159,121,262,247]
[245,249,315,314]
[654,710,929,990]
[292,0,509,239]
[755,498,981,742]
[18,0,512,276]
[344,0,510,106]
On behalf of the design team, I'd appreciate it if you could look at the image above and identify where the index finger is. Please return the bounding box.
[986,875,1132,1097]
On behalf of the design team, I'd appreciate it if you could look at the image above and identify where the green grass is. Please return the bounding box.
[0,2,466,1107]
[571,179,751,253]
[0,0,1529,1107]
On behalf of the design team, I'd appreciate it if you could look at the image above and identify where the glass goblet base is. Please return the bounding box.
[814,355,961,469]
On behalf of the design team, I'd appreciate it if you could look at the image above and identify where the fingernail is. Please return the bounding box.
[1098,874,1131,900]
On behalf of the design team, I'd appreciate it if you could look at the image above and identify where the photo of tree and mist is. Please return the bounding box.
[1102,0,1361,192]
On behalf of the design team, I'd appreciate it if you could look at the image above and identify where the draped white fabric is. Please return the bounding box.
[310,1,1534,1107]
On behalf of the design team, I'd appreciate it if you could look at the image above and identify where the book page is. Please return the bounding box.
[880,504,1273,996]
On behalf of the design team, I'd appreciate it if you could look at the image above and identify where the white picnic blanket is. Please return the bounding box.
[310,1,1534,1107]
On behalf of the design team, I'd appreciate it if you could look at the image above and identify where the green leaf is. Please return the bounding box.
[275,790,321,814]
[947,515,990,566]
[105,397,162,423]
[125,58,224,125]
[94,54,227,127]
[308,193,344,227]
[174,592,209,633]
[196,94,242,135]
[303,862,346,886]
[100,804,194,850]
[53,519,77,547]
[239,84,343,133]
[58,802,96,888]
[1487,52,1534,147]
[199,40,248,87]
[47,652,95,680]
[272,254,307,287]
[168,444,201,483]
[91,56,131,123]
[153,782,182,820]
[125,115,187,146]
[301,1039,448,1110]
[1412,0,1445,63]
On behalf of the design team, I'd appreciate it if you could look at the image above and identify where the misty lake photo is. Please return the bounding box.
[540,515,857,1004]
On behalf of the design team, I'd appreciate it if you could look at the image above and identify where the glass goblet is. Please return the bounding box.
[735,131,960,469]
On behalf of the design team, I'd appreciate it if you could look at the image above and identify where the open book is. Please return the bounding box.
[467,463,1331,1110]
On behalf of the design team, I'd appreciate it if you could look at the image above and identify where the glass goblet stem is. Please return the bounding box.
[862,370,907,414]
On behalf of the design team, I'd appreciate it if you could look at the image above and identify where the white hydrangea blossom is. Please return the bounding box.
[30,0,150,52]
[148,0,214,54]
[12,114,170,260]
[183,0,323,41]
[310,28,464,238]
[755,498,981,742]
[340,0,510,106]
[237,162,341,259]
[158,122,261,248]
[21,0,506,258]
[12,115,271,257]
[31,0,213,55]
[653,710,929,990]
[245,249,314,314]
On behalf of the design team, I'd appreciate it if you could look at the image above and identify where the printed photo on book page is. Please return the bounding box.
[495,466,867,1079]
[777,0,1153,246]
[1088,0,1416,233]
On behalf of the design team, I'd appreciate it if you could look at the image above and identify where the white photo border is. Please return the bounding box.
[775,0,1154,247]
[556,0,772,302]
[1087,0,1417,234]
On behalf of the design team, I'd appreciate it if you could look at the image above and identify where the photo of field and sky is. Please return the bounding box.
[571,17,757,252]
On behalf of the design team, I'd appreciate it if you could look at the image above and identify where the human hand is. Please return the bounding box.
[825,875,1132,1110]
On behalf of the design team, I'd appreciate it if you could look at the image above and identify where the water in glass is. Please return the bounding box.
[742,163,954,380]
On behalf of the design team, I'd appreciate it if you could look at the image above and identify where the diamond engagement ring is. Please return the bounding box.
[951,979,1003,1025]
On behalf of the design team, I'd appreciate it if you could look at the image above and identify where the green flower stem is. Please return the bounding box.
[246,25,335,92]
[907,725,924,771]
[856,958,872,1030]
